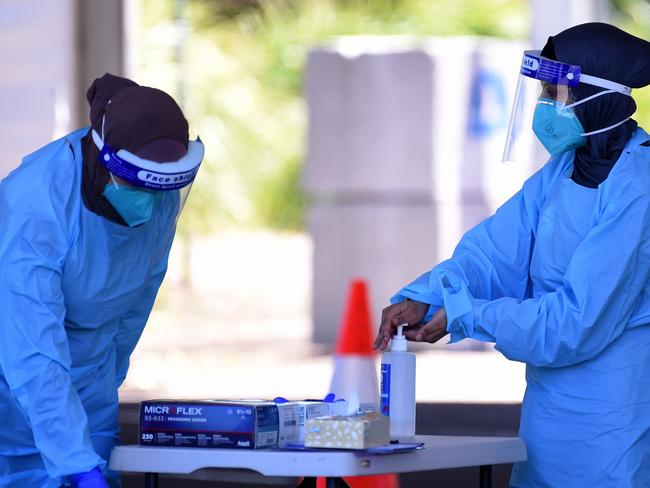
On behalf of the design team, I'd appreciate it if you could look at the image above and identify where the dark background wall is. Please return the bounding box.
[118,402,521,488]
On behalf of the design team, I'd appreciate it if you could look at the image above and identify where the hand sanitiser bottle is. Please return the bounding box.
[380,324,416,440]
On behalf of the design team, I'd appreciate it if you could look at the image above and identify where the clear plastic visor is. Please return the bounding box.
[502,74,564,167]
[168,181,194,224]
[109,173,194,225]
[503,50,632,166]
[94,127,203,226]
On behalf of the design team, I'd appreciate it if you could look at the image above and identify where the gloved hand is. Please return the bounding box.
[70,467,109,488]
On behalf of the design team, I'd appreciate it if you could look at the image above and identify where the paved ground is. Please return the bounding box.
[120,231,526,404]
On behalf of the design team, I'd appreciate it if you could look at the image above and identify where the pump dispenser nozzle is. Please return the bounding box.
[391,323,408,352]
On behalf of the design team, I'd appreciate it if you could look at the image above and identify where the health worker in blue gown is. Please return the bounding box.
[374,23,650,487]
[0,73,204,488]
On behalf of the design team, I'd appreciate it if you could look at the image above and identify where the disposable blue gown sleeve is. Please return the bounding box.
[392,170,543,323]
[114,261,168,388]
[0,213,103,478]
[442,180,650,367]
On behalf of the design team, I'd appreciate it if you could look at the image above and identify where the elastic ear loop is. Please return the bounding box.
[561,90,632,137]
[109,173,120,189]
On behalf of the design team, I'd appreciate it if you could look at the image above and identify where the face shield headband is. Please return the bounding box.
[502,50,634,164]
[521,50,632,96]
[525,50,634,140]
[91,117,204,191]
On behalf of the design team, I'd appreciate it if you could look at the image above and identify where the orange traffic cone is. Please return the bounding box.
[328,279,379,405]
[315,476,399,488]
[321,279,400,488]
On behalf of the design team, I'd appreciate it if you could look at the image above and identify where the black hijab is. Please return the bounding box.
[541,23,650,188]
[81,73,189,224]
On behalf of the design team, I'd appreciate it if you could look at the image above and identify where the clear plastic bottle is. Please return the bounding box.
[380,324,416,440]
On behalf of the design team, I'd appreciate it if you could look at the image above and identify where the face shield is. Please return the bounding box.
[502,50,633,165]
[91,124,204,227]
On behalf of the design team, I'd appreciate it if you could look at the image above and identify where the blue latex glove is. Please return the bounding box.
[70,467,109,488]
[274,393,337,404]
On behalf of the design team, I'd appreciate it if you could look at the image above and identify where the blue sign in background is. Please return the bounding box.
[467,68,508,137]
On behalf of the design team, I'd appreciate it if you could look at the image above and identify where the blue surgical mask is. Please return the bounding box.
[532,98,586,157]
[103,177,157,227]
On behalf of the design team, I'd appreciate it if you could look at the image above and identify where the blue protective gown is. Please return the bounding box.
[0,128,176,487]
[395,128,650,487]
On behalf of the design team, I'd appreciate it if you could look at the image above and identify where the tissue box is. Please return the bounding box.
[139,400,279,449]
[305,412,389,449]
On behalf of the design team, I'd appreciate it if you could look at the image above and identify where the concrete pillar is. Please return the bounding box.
[305,41,435,345]
[305,37,531,345]
[76,0,127,127]
[0,0,125,180]
[0,0,79,178]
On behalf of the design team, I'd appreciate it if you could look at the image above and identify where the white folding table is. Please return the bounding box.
[109,434,526,488]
